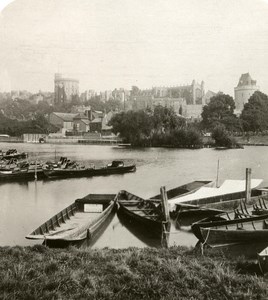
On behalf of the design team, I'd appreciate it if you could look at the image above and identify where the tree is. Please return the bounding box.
[240,91,268,132]
[211,125,237,148]
[109,110,153,145]
[152,105,185,134]
[201,94,239,131]
[104,99,123,112]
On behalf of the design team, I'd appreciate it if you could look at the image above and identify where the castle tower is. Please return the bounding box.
[234,73,259,113]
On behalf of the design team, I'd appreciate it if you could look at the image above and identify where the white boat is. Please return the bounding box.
[168,179,263,211]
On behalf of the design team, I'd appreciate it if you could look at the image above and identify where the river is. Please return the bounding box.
[1,142,268,249]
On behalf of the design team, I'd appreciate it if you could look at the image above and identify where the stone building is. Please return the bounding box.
[128,80,205,118]
[54,73,79,105]
[234,73,259,113]
[152,80,205,105]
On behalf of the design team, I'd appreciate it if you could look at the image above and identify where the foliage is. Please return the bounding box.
[201,94,239,131]
[0,111,57,136]
[84,96,123,112]
[152,105,186,134]
[211,125,237,148]
[110,110,153,146]
[240,91,268,132]
[0,246,267,300]
[110,107,202,148]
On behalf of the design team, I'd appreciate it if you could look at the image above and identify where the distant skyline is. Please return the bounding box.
[0,0,268,96]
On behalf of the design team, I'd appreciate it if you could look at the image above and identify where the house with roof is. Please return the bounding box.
[49,112,78,131]
[49,109,115,135]
[73,113,90,132]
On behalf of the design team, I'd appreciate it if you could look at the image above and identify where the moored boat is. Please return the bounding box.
[26,193,117,246]
[151,180,213,201]
[167,179,264,211]
[175,203,225,228]
[0,166,45,182]
[191,213,268,247]
[0,149,27,160]
[43,160,136,179]
[117,190,166,237]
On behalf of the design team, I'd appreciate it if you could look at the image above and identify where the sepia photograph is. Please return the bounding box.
[0,0,268,298]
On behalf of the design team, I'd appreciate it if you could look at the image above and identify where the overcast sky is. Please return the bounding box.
[0,0,268,96]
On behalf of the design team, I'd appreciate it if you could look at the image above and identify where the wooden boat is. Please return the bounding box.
[151,180,213,200]
[0,168,45,182]
[43,160,136,179]
[191,213,268,247]
[168,180,265,212]
[175,192,268,227]
[258,245,268,274]
[26,193,117,246]
[175,203,224,228]
[0,149,27,160]
[117,190,166,237]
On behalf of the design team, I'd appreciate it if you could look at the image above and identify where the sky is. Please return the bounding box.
[0,0,268,96]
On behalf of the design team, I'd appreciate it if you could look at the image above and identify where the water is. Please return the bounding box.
[1,142,268,249]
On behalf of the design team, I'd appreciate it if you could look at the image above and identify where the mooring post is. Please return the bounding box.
[160,186,170,248]
[245,168,252,204]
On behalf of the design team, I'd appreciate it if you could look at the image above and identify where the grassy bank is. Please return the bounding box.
[0,245,267,300]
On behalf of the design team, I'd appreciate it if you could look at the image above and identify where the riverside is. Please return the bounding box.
[1,142,268,248]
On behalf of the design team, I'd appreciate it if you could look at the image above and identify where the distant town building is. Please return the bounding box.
[54,73,79,105]
[11,90,32,101]
[152,80,205,105]
[234,73,259,113]
[80,90,96,102]
[128,80,205,118]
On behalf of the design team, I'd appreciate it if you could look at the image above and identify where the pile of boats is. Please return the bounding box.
[26,173,268,274]
[0,151,136,182]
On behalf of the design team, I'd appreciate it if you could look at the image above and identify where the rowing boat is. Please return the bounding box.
[26,193,117,247]
[175,203,224,227]
[117,190,166,237]
[191,213,268,247]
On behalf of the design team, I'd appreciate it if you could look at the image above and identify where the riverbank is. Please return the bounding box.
[1,245,267,299]
[235,135,268,146]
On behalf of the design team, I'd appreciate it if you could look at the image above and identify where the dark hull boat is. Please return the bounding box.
[151,180,212,200]
[117,190,165,237]
[191,213,268,247]
[0,169,45,182]
[26,193,117,247]
[43,162,136,179]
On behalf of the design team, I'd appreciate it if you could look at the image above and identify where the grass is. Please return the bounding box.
[0,245,267,300]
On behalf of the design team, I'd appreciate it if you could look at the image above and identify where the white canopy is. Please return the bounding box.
[169,179,263,211]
